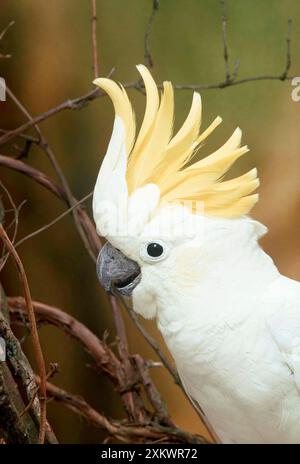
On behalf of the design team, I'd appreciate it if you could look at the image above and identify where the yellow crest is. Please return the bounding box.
[93,65,259,218]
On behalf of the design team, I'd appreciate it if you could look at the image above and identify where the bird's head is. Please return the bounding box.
[92,65,264,319]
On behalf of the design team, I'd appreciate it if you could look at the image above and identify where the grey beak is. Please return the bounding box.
[96,242,141,297]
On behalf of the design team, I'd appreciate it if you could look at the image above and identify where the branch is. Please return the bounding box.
[0,9,296,149]
[91,0,99,78]
[0,154,101,257]
[0,154,65,199]
[120,296,218,443]
[39,378,207,444]
[280,18,292,80]
[220,0,232,82]
[144,0,160,68]
[8,296,120,383]
[11,192,93,251]
[109,295,147,422]
[0,227,47,443]
[0,182,21,271]
[8,297,205,441]
[0,288,57,443]
[7,87,98,262]
[0,21,14,59]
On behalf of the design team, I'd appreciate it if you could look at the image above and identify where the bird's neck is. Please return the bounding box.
[157,220,280,333]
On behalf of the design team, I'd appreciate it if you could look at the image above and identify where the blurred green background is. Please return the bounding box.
[1,0,300,443]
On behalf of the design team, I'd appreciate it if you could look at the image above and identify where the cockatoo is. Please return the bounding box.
[92,65,300,444]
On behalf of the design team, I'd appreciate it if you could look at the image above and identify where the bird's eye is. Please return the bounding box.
[147,242,164,257]
[140,240,168,263]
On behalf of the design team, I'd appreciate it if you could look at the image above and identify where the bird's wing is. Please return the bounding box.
[266,275,300,391]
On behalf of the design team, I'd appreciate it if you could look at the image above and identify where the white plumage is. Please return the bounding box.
[92,66,300,444]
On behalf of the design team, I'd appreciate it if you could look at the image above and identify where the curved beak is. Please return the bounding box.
[96,242,141,297]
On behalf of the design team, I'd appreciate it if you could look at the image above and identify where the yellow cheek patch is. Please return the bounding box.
[170,247,203,285]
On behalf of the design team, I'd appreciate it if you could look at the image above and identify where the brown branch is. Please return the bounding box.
[220,0,231,82]
[0,16,296,148]
[0,154,101,257]
[91,0,99,78]
[8,296,120,383]
[132,354,171,426]
[120,296,218,443]
[280,19,292,80]
[109,295,147,422]
[5,87,98,262]
[0,182,20,270]
[39,378,207,444]
[0,297,58,443]
[0,227,47,443]
[20,363,59,418]
[11,192,93,251]
[0,154,66,198]
[144,0,160,68]
[8,297,205,441]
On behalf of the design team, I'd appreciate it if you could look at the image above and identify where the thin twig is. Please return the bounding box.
[8,296,121,383]
[0,192,93,267]
[6,86,97,261]
[20,363,59,418]
[0,154,101,257]
[0,226,47,443]
[120,296,218,443]
[40,378,207,444]
[0,21,15,42]
[109,295,147,422]
[13,192,93,249]
[8,296,186,435]
[281,19,292,80]
[0,182,20,270]
[0,21,14,59]
[144,0,160,68]
[220,0,231,82]
[91,0,99,78]
[133,354,172,426]
[0,58,295,149]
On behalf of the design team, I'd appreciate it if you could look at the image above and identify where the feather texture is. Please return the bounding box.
[93,65,259,218]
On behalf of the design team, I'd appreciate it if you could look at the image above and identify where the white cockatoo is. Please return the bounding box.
[92,65,300,444]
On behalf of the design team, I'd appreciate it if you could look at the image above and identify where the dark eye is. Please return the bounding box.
[147,242,164,258]
[140,240,168,263]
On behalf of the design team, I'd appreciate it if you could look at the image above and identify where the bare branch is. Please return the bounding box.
[220,0,231,82]
[0,21,14,59]
[280,19,292,80]
[120,296,218,443]
[0,154,101,257]
[5,86,98,261]
[0,227,47,443]
[41,378,207,444]
[0,21,15,42]
[144,0,160,68]
[91,0,99,78]
[0,154,66,198]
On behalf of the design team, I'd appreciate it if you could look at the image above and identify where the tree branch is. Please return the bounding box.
[0,227,47,443]
[38,378,207,444]
[91,0,99,78]
[144,0,160,69]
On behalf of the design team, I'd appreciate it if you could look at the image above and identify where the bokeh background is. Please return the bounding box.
[1,0,300,443]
